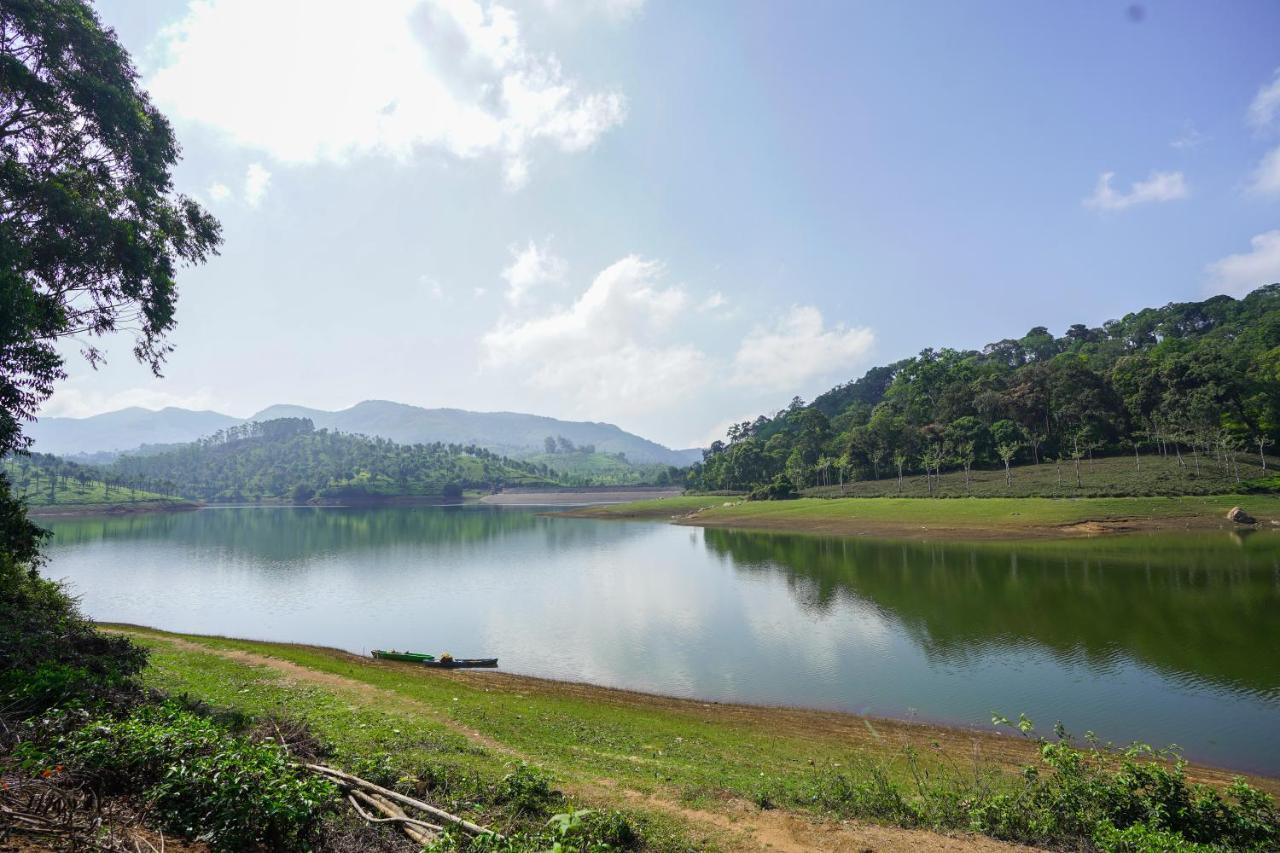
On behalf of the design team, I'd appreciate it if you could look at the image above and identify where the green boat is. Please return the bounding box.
[371,649,435,663]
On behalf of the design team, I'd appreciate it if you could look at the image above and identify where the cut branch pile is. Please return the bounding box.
[0,774,167,851]
[306,763,501,846]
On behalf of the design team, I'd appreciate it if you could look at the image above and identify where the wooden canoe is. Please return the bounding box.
[371,649,435,663]
[421,658,498,669]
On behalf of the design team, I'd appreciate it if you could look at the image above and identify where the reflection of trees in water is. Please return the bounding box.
[44,506,646,563]
[703,529,1280,700]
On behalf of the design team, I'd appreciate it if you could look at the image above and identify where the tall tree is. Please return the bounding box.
[0,0,221,460]
[1,0,220,556]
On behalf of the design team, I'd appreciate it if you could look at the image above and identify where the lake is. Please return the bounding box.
[39,505,1280,775]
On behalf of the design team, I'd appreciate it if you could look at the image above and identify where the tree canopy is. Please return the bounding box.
[691,286,1280,495]
[0,0,221,461]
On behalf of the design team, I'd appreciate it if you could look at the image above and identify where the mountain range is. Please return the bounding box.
[27,400,702,467]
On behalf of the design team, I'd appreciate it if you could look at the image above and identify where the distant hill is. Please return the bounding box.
[26,407,241,457]
[27,400,702,467]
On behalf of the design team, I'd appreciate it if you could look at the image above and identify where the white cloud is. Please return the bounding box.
[38,386,219,419]
[207,181,231,201]
[146,0,625,186]
[730,305,874,392]
[699,291,727,312]
[1206,231,1280,297]
[1083,171,1188,211]
[1247,145,1280,197]
[243,163,271,207]
[539,0,645,24]
[482,255,709,414]
[501,239,566,303]
[1248,69,1280,129]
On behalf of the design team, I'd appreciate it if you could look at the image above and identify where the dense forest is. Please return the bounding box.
[690,285,1280,495]
[100,417,559,502]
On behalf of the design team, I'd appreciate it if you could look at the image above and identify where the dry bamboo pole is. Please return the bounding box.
[305,763,498,838]
[346,790,436,846]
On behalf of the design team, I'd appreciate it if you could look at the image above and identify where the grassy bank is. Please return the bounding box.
[564,494,1280,539]
[93,626,1279,851]
[805,452,1280,499]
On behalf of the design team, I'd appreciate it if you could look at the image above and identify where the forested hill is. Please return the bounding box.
[28,400,701,466]
[691,285,1280,494]
[105,418,559,502]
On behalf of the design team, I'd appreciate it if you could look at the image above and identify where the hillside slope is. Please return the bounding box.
[692,284,1280,495]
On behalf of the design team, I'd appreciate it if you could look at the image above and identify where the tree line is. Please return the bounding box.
[690,285,1280,496]
[104,418,559,502]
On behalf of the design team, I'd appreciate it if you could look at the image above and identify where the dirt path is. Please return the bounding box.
[123,631,1038,852]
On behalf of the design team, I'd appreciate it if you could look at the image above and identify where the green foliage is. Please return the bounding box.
[964,719,1280,850]
[104,418,559,502]
[23,702,336,850]
[3,451,181,506]
[747,474,798,500]
[0,484,146,715]
[692,286,1280,495]
[0,0,220,459]
[495,762,560,817]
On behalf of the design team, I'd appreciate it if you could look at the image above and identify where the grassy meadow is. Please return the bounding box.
[570,492,1280,539]
[108,626,1280,851]
[804,451,1279,499]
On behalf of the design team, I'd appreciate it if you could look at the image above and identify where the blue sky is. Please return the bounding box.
[48,0,1280,447]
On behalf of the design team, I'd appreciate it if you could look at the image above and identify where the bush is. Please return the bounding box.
[966,720,1280,850]
[747,475,797,501]
[0,483,147,717]
[22,702,336,850]
[495,762,560,817]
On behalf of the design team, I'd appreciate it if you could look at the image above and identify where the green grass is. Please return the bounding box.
[115,628,1028,847]
[808,452,1278,499]
[110,628,1280,851]
[572,492,1280,535]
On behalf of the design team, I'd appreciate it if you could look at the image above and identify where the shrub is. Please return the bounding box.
[495,762,559,817]
[24,702,335,850]
[968,718,1280,850]
[0,492,147,716]
[747,475,797,501]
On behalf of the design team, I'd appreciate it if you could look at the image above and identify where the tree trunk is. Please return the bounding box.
[1004,460,1011,487]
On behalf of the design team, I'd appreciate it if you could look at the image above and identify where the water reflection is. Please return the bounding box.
[39,507,1280,774]
[703,529,1280,701]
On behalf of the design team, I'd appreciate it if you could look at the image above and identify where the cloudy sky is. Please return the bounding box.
[46,0,1280,448]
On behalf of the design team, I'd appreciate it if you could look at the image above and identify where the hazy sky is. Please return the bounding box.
[45,0,1280,448]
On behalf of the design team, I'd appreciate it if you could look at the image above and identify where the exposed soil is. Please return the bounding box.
[560,503,1275,541]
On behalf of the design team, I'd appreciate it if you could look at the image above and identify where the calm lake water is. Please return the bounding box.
[40,506,1280,774]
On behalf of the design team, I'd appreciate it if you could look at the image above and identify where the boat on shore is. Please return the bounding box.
[421,657,498,669]
[371,649,435,663]
[371,650,498,668]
